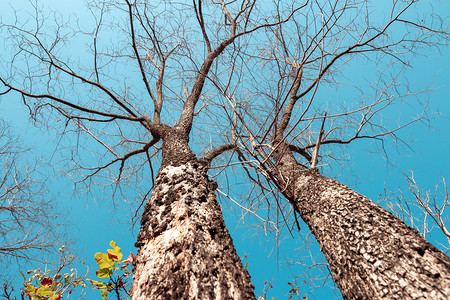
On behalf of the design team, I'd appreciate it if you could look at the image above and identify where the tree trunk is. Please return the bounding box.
[273,144,450,299]
[131,158,254,299]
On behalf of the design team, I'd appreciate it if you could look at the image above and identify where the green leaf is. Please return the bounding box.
[96,268,113,279]
[25,283,37,294]
[35,285,56,297]
[94,252,115,270]
[107,241,123,263]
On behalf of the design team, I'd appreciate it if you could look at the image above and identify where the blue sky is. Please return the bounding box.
[1,1,449,299]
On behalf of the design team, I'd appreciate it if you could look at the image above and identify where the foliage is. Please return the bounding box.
[20,246,86,300]
[88,241,134,300]
[18,241,134,300]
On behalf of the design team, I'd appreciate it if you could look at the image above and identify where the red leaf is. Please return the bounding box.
[108,252,118,260]
[121,252,135,265]
[41,277,53,286]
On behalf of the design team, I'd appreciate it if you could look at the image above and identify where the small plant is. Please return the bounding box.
[88,240,135,300]
[20,241,134,300]
[21,246,87,300]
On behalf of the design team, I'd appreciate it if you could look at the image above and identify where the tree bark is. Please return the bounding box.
[131,155,254,299]
[273,144,450,299]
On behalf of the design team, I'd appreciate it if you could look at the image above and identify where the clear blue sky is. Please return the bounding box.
[1,1,449,299]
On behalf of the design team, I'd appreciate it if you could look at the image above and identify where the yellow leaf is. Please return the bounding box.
[95,252,115,269]
[96,268,113,279]
[107,241,123,263]
[100,287,108,300]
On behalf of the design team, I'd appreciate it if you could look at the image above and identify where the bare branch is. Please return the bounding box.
[201,143,236,164]
[310,113,326,169]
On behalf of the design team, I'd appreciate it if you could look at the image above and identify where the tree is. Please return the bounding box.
[0,0,449,299]
[0,118,68,298]
[1,0,267,297]
[385,173,450,253]
[0,119,63,270]
[220,0,450,298]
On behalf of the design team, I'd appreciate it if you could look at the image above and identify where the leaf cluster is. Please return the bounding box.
[20,246,86,300]
[89,241,134,300]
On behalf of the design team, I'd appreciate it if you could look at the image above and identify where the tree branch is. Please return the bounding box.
[201,143,236,164]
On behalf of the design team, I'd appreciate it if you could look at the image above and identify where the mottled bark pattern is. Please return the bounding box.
[131,162,254,299]
[274,144,450,299]
[159,126,196,168]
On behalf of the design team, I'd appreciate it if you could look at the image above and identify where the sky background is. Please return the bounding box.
[1,1,449,299]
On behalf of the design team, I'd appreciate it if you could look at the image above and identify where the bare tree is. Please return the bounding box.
[0,0,296,297]
[0,119,63,274]
[385,173,450,253]
[219,0,450,299]
[1,0,449,299]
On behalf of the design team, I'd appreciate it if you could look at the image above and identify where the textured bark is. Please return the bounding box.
[273,144,450,300]
[159,126,196,169]
[131,160,254,299]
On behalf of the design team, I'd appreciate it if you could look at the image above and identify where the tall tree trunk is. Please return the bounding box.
[131,130,254,299]
[273,144,450,299]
